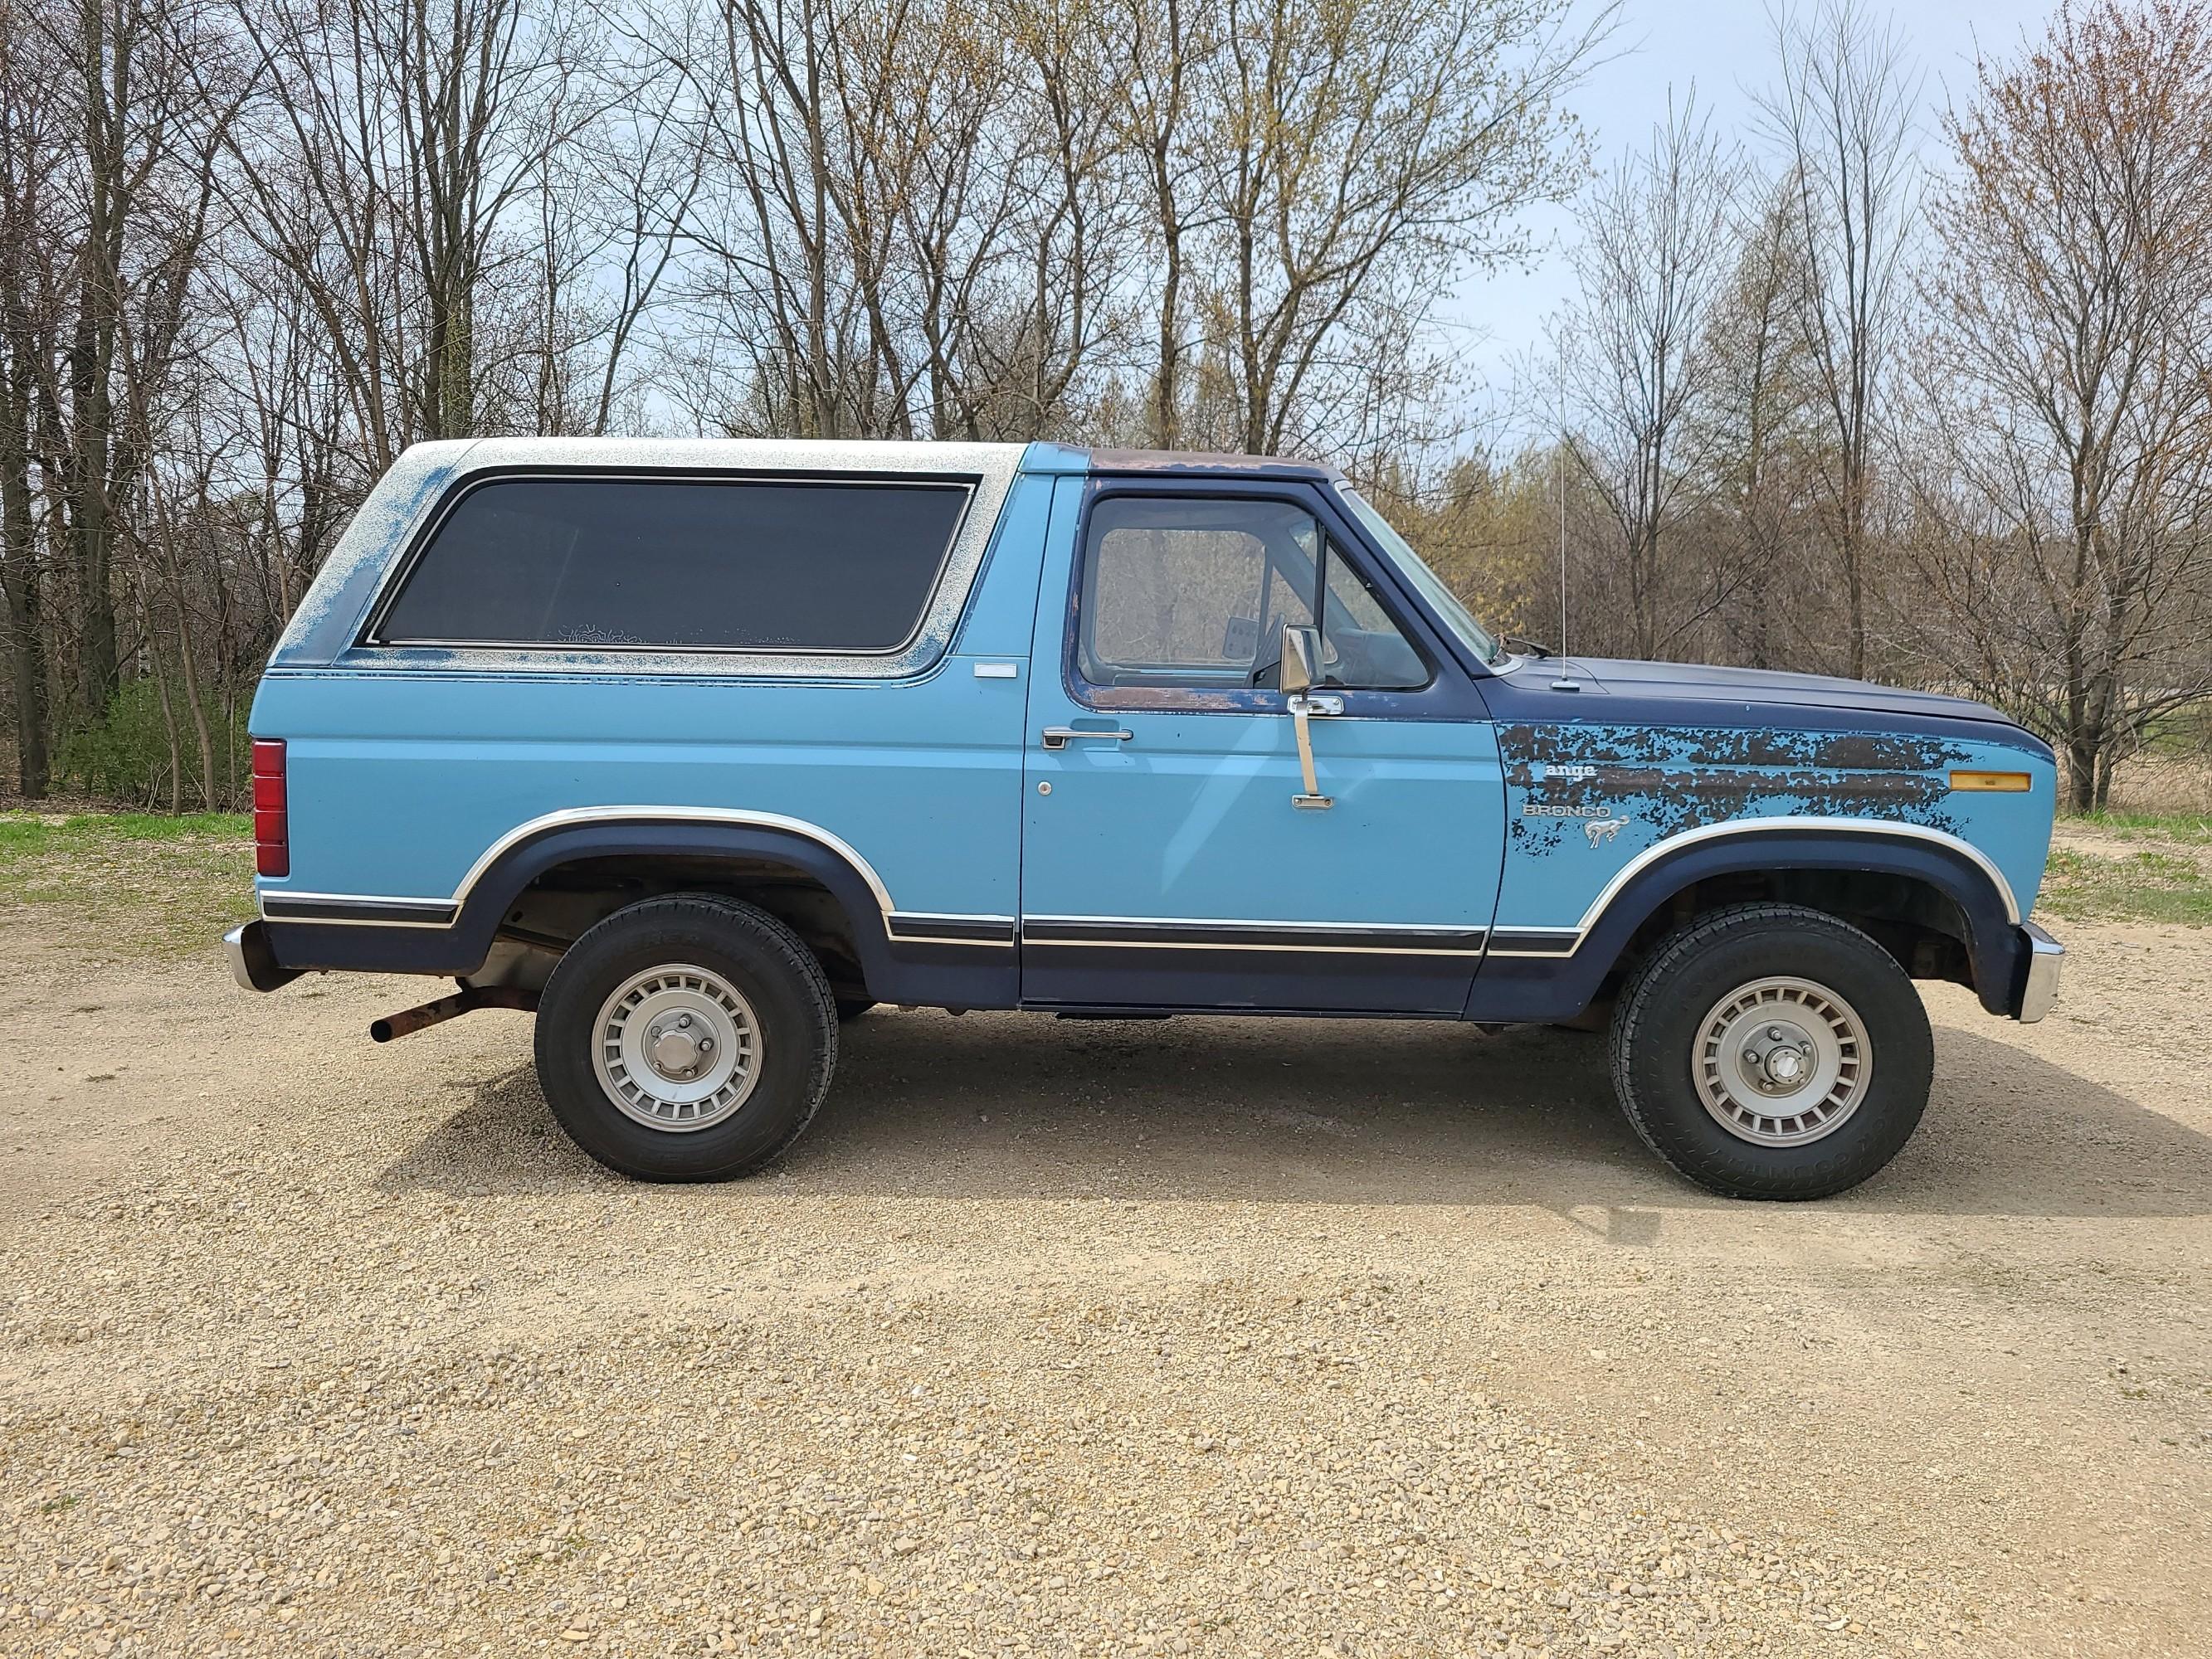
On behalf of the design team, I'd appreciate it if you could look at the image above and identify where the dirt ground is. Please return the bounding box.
[0,911,2207,1657]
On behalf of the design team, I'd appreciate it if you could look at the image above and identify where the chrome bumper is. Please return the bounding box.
[2015,922,2063,1023]
[224,920,301,993]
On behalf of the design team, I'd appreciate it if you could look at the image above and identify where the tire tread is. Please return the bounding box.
[1608,902,1931,1201]
[534,891,837,1180]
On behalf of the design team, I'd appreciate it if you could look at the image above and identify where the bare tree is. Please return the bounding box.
[219,0,574,467]
[1112,0,1215,447]
[1702,178,1823,669]
[1912,0,2212,809]
[1191,0,1606,460]
[0,0,66,793]
[1558,92,1743,659]
[1757,0,1921,679]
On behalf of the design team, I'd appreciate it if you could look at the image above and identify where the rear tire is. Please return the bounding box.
[534,893,837,1180]
[1609,903,1932,1200]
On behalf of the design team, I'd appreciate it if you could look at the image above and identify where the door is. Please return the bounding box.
[1019,479,1507,1014]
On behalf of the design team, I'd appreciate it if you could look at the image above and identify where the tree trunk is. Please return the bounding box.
[70,0,121,718]
[0,369,46,795]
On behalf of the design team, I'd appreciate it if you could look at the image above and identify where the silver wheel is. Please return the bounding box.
[592,964,761,1132]
[1693,975,1872,1147]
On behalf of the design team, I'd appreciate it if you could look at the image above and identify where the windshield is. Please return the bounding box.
[1335,484,1503,666]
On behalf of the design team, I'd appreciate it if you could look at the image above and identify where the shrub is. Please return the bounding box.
[53,677,251,810]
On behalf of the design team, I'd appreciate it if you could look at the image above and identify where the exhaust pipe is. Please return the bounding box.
[370,985,538,1043]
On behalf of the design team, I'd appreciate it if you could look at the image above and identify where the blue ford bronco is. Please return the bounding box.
[227,438,2064,1199]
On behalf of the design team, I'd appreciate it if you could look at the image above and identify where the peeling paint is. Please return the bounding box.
[1085,684,1262,713]
[1495,722,1972,773]
[1498,720,1969,857]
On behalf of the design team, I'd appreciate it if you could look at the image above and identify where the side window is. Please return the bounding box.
[1079,497,1315,684]
[374,475,970,651]
[1076,495,1425,692]
[1321,542,1428,690]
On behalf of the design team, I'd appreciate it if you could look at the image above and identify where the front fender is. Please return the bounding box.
[1474,822,2025,1021]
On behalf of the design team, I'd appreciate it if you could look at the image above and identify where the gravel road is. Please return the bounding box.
[0,916,2206,1657]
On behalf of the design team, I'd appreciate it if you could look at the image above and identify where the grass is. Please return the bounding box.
[0,810,255,958]
[2038,842,2212,927]
[0,810,249,851]
[2058,808,2212,847]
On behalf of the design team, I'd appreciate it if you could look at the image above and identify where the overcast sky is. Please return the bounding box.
[1445,0,2059,416]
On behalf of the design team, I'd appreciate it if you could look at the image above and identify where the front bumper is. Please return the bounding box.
[224,920,301,993]
[2013,921,2063,1023]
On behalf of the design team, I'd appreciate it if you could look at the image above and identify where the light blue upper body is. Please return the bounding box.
[251,437,2058,1022]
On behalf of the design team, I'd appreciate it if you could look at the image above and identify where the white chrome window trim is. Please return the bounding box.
[363,469,978,659]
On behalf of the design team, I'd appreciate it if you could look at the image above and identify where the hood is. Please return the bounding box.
[1540,656,2017,726]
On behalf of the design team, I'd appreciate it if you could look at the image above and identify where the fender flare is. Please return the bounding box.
[1480,822,2027,1020]
[262,809,1016,1005]
[451,814,899,978]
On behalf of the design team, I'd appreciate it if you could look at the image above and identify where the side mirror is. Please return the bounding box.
[1280,623,1323,694]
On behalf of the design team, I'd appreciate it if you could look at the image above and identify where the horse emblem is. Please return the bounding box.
[1584,816,1626,849]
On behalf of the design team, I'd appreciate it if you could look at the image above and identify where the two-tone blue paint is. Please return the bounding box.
[246,437,2059,1025]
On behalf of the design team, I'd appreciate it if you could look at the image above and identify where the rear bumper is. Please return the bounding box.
[223,921,302,993]
[2011,921,2063,1023]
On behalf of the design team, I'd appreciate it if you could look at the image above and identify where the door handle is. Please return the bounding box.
[1040,726,1134,750]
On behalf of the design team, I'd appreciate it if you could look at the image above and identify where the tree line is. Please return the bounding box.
[0,0,2205,812]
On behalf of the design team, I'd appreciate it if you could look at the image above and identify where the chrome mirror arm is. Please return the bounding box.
[1280,624,1334,809]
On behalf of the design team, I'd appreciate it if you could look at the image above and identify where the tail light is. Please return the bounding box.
[252,740,289,877]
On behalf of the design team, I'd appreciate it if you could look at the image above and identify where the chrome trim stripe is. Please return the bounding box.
[1019,917,1489,956]
[261,893,460,927]
[1022,938,1488,957]
[261,889,458,911]
[1022,914,1487,933]
[887,912,1017,946]
[1484,928,1579,958]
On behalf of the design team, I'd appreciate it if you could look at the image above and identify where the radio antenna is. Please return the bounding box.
[1557,330,1568,659]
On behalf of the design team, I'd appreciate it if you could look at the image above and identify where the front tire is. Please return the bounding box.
[534,893,837,1180]
[1609,903,1932,1200]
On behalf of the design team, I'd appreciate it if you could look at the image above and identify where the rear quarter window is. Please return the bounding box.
[372,474,972,652]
